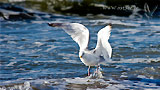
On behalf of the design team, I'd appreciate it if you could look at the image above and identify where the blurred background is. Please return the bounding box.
[0,0,160,19]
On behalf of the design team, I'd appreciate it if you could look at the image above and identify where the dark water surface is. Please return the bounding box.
[0,11,160,89]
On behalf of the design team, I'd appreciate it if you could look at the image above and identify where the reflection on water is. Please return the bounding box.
[0,5,160,90]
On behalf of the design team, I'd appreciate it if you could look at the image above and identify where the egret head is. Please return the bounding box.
[79,51,84,58]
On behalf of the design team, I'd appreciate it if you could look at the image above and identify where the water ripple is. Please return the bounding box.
[0,13,160,89]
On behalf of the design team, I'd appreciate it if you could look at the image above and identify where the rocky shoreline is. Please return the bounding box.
[0,1,159,21]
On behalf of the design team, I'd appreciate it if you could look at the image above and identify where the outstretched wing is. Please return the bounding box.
[95,24,112,60]
[48,23,89,51]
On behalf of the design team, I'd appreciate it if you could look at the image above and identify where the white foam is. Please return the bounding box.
[45,45,57,52]
[6,61,16,66]
[34,42,44,47]
[110,57,160,64]
[1,77,160,90]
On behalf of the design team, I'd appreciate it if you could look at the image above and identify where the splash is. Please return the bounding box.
[0,81,31,90]
[87,67,104,79]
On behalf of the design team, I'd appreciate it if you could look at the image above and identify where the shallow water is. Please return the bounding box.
[0,11,160,89]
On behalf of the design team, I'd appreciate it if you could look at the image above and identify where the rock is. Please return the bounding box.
[0,3,39,20]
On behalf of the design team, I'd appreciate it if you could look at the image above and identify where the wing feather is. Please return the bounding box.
[95,25,112,60]
[48,23,89,51]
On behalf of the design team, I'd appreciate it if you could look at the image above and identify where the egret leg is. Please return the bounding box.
[88,66,90,76]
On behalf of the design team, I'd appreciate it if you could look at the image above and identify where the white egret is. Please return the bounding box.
[48,23,112,76]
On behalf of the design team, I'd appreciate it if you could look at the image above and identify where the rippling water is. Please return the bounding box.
[0,13,160,89]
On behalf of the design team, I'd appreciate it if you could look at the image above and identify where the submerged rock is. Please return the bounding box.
[0,3,35,20]
[0,2,50,21]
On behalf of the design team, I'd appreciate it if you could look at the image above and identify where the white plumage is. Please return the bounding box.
[48,23,112,76]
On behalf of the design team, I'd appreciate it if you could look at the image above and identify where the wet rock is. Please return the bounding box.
[0,1,159,20]
[0,3,44,21]
[46,0,160,18]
